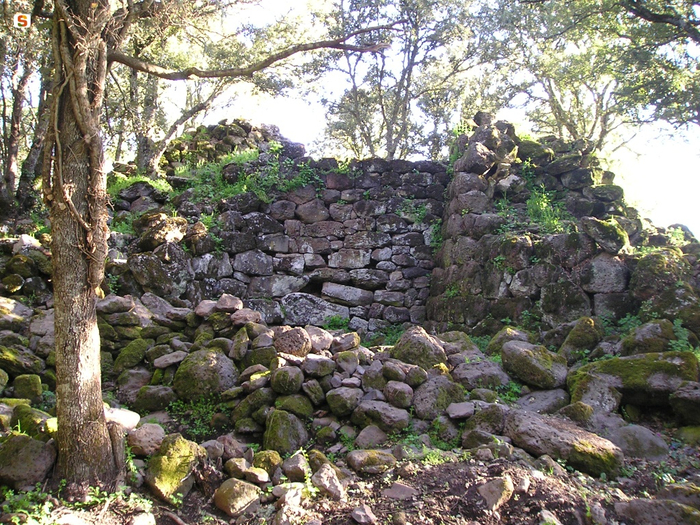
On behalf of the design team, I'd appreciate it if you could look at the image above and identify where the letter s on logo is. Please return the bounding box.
[14,14,31,28]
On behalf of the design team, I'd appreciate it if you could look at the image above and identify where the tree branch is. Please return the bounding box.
[621,0,700,44]
[108,24,398,80]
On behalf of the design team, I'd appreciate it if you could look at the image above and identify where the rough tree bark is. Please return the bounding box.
[43,0,118,490]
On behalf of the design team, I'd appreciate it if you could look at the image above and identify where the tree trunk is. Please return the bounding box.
[46,0,118,492]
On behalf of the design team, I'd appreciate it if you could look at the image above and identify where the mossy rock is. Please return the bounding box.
[12,374,42,403]
[213,478,262,518]
[540,280,591,327]
[270,366,303,395]
[485,327,534,356]
[0,368,8,395]
[346,449,396,475]
[145,433,206,505]
[326,387,363,417]
[0,345,44,376]
[567,351,699,407]
[231,388,276,421]
[172,349,238,402]
[559,317,604,365]
[629,248,688,302]
[390,326,447,370]
[114,326,143,340]
[252,450,282,476]
[517,139,555,164]
[242,346,277,369]
[413,375,465,420]
[98,321,118,341]
[2,275,24,293]
[208,312,232,332]
[262,409,309,457]
[5,255,36,278]
[229,328,249,361]
[275,394,314,419]
[620,319,676,356]
[10,404,52,442]
[113,338,152,375]
[580,217,629,254]
[502,340,567,389]
[676,427,700,446]
[0,433,57,490]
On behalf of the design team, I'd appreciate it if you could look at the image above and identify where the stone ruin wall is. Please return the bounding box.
[7,115,700,341]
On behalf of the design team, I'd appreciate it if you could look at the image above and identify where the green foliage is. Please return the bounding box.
[106,274,120,295]
[1,483,55,525]
[399,198,429,224]
[110,212,137,235]
[429,219,443,252]
[669,319,697,354]
[107,174,173,199]
[367,324,407,346]
[471,335,491,353]
[36,391,56,414]
[445,284,460,298]
[168,396,229,440]
[526,185,570,233]
[322,315,350,331]
[497,381,522,404]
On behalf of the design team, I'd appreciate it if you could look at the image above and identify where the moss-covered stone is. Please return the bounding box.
[10,404,52,441]
[567,351,699,406]
[485,327,534,356]
[629,248,688,302]
[270,366,303,395]
[113,338,152,374]
[557,401,594,424]
[0,345,44,376]
[621,319,676,356]
[145,433,206,505]
[413,375,465,420]
[172,349,238,402]
[275,394,314,418]
[213,478,262,518]
[229,328,249,361]
[580,217,630,254]
[346,449,396,475]
[540,280,591,326]
[231,388,276,421]
[98,321,118,341]
[2,275,24,293]
[0,433,57,489]
[502,340,567,389]
[5,255,36,278]
[0,368,8,395]
[114,326,142,340]
[559,317,604,365]
[390,326,447,370]
[242,346,277,369]
[676,426,700,446]
[12,374,42,403]
[252,449,282,476]
[262,409,309,457]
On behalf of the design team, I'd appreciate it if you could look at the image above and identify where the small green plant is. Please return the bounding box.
[322,315,350,331]
[338,429,356,452]
[106,273,120,295]
[399,198,429,224]
[669,319,695,353]
[471,335,491,353]
[445,284,460,298]
[107,174,173,199]
[367,324,406,346]
[526,185,569,233]
[493,255,506,270]
[422,447,452,466]
[110,212,137,235]
[429,218,443,252]
[1,483,55,525]
[497,380,522,403]
[168,396,229,440]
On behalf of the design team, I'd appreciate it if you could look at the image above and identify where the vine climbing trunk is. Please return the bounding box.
[44,0,119,492]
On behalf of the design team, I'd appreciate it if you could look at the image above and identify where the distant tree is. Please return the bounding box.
[322,0,478,159]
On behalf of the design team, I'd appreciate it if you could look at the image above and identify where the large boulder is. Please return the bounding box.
[351,400,411,432]
[567,352,699,407]
[620,319,677,356]
[145,433,206,505]
[214,478,262,517]
[558,316,605,365]
[280,293,349,326]
[412,375,465,420]
[390,326,447,370]
[262,410,309,457]
[501,340,567,389]
[504,410,623,477]
[172,349,238,401]
[0,433,56,489]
